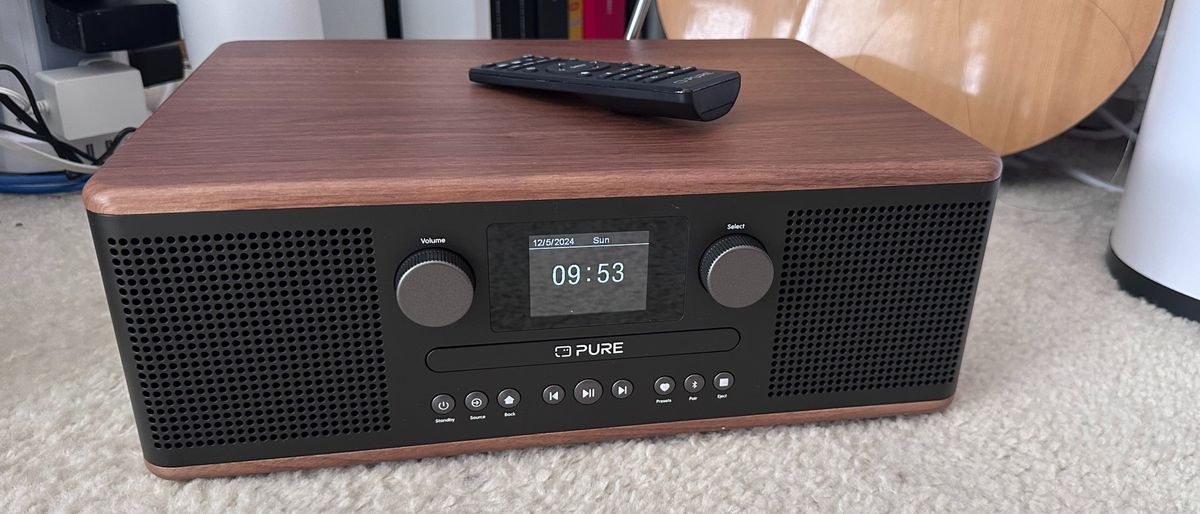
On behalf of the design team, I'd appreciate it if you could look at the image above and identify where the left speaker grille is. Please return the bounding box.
[105,228,389,450]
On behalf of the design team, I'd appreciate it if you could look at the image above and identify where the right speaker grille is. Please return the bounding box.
[769,201,992,397]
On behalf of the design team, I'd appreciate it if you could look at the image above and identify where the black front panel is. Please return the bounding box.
[88,181,997,468]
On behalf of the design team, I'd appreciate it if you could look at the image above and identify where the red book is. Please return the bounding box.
[582,0,626,39]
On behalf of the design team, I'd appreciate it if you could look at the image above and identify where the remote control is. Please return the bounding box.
[469,55,741,121]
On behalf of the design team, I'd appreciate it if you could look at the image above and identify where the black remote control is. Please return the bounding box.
[469,55,741,121]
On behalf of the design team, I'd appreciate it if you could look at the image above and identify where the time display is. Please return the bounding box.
[528,231,650,317]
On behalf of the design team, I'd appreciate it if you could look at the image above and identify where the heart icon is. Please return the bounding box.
[659,383,670,392]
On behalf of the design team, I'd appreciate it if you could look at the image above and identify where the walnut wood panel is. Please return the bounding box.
[659,0,1164,155]
[84,40,998,216]
[144,397,951,480]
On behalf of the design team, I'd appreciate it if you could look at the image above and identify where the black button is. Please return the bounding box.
[574,379,602,404]
[714,372,735,391]
[523,67,537,72]
[654,376,675,395]
[465,391,488,411]
[431,394,454,414]
[496,63,510,69]
[497,388,521,408]
[543,384,565,405]
[611,379,633,399]
[481,63,496,68]
[684,374,705,393]
[554,60,609,73]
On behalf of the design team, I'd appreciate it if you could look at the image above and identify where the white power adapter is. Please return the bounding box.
[35,61,150,141]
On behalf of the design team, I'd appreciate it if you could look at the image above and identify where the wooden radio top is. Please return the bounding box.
[83,40,999,215]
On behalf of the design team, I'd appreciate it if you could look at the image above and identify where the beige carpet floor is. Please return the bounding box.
[1,143,1198,512]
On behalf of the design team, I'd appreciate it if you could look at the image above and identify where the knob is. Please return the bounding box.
[395,248,475,327]
[700,234,774,308]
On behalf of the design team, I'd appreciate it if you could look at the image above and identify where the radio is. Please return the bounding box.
[84,40,1000,479]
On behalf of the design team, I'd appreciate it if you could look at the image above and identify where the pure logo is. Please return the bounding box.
[553,341,624,359]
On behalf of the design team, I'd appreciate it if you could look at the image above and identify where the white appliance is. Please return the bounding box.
[1109,0,1200,321]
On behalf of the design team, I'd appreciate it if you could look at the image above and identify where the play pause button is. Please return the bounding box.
[574,379,602,404]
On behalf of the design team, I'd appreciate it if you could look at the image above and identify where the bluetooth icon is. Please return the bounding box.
[684,374,705,393]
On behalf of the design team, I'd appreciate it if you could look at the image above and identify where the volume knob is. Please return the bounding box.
[395,248,475,327]
[700,234,774,308]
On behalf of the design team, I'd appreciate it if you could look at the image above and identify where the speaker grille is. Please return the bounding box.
[770,201,991,397]
[105,228,389,449]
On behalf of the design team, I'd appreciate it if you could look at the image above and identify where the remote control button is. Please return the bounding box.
[714,372,735,391]
[579,71,592,77]
[496,63,510,69]
[601,71,617,79]
[654,376,675,395]
[613,73,631,80]
[523,67,537,72]
[553,60,609,73]
[574,379,602,404]
[481,63,495,68]
[509,60,523,64]
[431,394,454,414]
[521,54,533,58]
[497,388,521,408]
[465,391,488,411]
[612,379,633,399]
[676,66,697,75]
[684,374,705,393]
[543,384,565,405]
[643,75,667,82]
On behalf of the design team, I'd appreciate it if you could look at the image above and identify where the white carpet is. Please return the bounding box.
[2,146,1198,511]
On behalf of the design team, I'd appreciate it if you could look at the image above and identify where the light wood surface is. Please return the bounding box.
[659,0,1164,155]
[144,397,952,479]
[84,40,998,216]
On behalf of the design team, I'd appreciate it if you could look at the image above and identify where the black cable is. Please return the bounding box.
[0,122,99,164]
[96,127,136,164]
[0,91,84,163]
[0,64,50,129]
[1,63,138,195]
[0,65,85,163]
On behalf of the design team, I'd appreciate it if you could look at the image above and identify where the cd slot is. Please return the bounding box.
[425,328,740,372]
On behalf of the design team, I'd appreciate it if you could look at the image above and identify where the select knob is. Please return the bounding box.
[700,234,774,308]
[395,248,475,327]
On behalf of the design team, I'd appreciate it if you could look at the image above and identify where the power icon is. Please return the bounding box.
[431,394,455,414]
